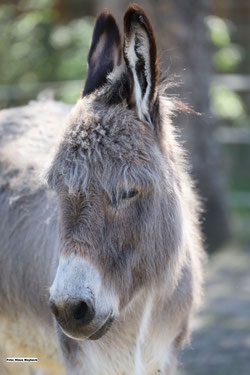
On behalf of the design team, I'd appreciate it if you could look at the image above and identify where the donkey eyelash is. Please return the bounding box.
[108,188,139,206]
[120,189,139,200]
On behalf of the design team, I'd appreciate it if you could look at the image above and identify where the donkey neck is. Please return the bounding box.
[126,286,175,374]
[82,285,174,375]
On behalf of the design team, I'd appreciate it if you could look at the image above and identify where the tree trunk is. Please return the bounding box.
[96,0,230,251]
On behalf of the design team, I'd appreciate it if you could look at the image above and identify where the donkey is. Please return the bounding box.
[0,4,204,375]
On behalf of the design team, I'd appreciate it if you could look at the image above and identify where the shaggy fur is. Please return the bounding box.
[0,4,204,375]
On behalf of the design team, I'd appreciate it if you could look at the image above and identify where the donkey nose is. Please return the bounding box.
[49,298,95,327]
[72,300,95,325]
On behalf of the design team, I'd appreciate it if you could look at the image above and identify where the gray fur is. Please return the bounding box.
[0,9,204,375]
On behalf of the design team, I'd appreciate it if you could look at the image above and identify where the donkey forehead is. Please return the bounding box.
[65,97,159,164]
[69,97,148,141]
[48,98,162,194]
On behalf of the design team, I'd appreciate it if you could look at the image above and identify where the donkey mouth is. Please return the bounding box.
[88,313,114,340]
[59,312,114,341]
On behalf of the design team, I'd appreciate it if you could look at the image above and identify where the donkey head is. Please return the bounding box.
[48,4,182,341]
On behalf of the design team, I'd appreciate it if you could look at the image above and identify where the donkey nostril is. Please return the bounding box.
[72,300,95,326]
[49,300,59,318]
[49,298,95,327]
[73,301,88,321]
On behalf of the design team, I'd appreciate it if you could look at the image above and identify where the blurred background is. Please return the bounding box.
[0,0,249,374]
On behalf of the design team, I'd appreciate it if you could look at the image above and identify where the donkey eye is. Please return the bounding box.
[108,189,139,206]
[120,189,138,200]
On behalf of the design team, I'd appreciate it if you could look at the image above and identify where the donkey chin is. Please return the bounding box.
[49,254,117,340]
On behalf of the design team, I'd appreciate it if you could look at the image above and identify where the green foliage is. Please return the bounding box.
[206,15,244,73]
[210,83,246,121]
[0,0,94,106]
[206,15,247,126]
[213,45,245,73]
[206,15,231,48]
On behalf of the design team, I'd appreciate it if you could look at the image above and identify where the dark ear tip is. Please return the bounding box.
[124,3,151,32]
[124,3,145,15]
[95,9,118,30]
[89,8,121,62]
[96,9,113,19]
[83,8,121,97]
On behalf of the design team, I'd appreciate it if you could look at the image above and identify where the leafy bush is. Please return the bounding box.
[0,0,93,106]
[206,15,247,125]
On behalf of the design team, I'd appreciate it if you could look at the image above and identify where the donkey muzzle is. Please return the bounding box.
[49,297,113,340]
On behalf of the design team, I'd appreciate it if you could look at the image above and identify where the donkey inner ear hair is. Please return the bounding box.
[123,4,159,124]
[83,10,122,97]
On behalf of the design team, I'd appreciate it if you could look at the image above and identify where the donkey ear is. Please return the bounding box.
[83,10,121,97]
[123,4,159,124]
